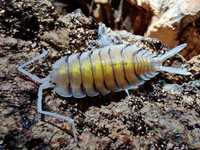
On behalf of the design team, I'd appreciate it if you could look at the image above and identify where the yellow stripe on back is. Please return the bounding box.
[110,45,128,89]
[99,47,117,91]
[122,45,141,85]
[68,53,85,98]
[91,49,110,95]
[80,51,98,97]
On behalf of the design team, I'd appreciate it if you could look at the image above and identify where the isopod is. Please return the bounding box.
[18,43,190,140]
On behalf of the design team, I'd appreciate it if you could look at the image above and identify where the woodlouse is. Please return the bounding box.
[18,43,190,141]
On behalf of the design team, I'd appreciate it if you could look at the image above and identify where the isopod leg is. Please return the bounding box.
[18,49,48,83]
[125,89,130,97]
[37,82,78,142]
[97,23,113,47]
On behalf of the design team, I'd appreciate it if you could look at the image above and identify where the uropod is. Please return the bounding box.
[18,43,190,140]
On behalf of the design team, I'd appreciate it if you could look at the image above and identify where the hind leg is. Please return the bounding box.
[37,82,78,141]
[125,89,130,97]
[18,49,48,83]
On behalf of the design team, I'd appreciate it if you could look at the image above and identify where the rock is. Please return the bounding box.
[163,84,183,95]
[40,11,98,53]
[0,0,57,40]
[136,0,200,59]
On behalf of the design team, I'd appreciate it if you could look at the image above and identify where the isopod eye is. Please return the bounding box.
[154,40,163,50]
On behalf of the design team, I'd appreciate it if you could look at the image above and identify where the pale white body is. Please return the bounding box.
[18,43,189,141]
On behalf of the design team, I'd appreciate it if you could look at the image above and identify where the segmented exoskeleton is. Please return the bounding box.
[18,43,190,141]
[50,44,190,98]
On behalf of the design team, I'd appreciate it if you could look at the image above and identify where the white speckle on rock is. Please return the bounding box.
[163,84,183,95]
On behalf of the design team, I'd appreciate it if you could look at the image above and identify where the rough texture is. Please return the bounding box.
[0,0,200,149]
[69,0,200,59]
[136,0,200,59]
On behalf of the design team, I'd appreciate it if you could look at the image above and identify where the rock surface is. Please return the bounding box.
[70,0,200,60]
[137,0,200,59]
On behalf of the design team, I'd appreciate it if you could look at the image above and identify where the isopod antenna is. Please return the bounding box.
[18,50,78,142]
[37,80,78,142]
[18,49,49,83]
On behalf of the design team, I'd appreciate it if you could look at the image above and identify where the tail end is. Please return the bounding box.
[157,43,187,62]
[154,43,190,76]
[158,66,191,76]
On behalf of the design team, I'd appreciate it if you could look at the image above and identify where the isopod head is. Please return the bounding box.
[51,64,68,86]
[50,57,72,97]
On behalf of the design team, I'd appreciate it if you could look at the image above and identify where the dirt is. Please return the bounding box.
[0,0,200,149]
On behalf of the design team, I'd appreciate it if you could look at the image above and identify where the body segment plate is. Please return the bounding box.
[99,47,117,91]
[91,49,110,95]
[110,45,128,89]
[68,53,86,98]
[80,51,98,97]
[122,45,141,85]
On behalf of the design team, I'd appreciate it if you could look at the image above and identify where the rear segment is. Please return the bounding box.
[122,45,157,88]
